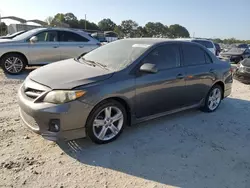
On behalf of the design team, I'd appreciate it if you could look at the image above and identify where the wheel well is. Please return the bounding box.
[98,97,132,126]
[214,81,225,98]
[0,52,28,65]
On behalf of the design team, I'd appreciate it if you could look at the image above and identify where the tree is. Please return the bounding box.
[44,16,53,26]
[79,19,99,30]
[169,24,190,38]
[145,22,169,37]
[135,26,149,37]
[64,13,77,22]
[0,22,7,36]
[51,13,66,27]
[98,18,116,31]
[120,20,138,37]
[212,38,223,44]
[114,25,124,38]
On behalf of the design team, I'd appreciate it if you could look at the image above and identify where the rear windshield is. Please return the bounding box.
[193,40,214,48]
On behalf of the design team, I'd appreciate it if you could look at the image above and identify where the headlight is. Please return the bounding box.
[43,90,86,104]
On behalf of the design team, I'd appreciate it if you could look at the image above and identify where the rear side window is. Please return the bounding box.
[142,44,180,70]
[193,40,213,48]
[182,43,211,66]
[59,31,89,42]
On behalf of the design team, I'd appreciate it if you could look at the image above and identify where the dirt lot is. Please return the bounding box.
[0,68,250,188]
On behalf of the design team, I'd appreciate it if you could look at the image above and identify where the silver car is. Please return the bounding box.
[0,28,100,74]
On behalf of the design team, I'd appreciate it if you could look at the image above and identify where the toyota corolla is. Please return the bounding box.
[18,38,233,144]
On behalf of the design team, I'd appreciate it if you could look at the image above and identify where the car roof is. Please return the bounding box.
[175,38,213,42]
[120,38,217,47]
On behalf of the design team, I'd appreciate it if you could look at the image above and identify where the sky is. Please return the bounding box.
[0,0,250,40]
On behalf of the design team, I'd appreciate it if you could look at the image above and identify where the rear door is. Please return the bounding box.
[181,43,216,106]
[58,31,94,60]
[28,30,61,64]
[135,43,187,118]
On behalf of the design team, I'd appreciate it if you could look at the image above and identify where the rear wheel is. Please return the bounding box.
[86,100,127,144]
[201,85,222,112]
[1,53,26,74]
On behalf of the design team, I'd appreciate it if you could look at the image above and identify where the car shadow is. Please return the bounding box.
[57,97,250,188]
[2,67,36,80]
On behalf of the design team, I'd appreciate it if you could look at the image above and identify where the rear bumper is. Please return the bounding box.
[18,86,93,141]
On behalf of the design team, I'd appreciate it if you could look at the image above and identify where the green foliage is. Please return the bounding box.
[98,19,116,31]
[144,22,169,37]
[169,24,190,38]
[120,20,138,37]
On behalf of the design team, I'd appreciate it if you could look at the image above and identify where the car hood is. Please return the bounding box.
[28,58,114,89]
[0,39,20,44]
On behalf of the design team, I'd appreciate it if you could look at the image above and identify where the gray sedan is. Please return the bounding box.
[0,28,100,74]
[18,38,233,144]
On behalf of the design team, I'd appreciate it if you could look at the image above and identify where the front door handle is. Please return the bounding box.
[79,46,84,48]
[176,74,184,79]
[53,46,59,48]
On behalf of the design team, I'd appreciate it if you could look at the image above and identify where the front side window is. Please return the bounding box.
[182,44,207,66]
[142,44,180,70]
[35,31,58,42]
[59,31,89,42]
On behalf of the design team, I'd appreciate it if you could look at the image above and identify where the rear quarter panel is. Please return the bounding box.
[213,59,233,93]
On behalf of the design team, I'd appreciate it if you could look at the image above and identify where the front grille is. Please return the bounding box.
[20,109,39,131]
[24,88,44,99]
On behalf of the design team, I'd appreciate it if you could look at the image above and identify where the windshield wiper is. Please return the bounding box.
[81,58,109,70]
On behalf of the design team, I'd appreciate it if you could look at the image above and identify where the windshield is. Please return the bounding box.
[12,28,43,40]
[81,40,152,71]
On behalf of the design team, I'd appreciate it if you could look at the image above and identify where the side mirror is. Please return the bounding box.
[30,36,38,43]
[140,63,158,73]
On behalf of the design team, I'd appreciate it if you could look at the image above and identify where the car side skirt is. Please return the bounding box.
[135,100,203,124]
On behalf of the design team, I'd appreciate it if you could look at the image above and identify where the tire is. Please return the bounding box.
[201,84,222,113]
[86,100,127,144]
[1,53,26,75]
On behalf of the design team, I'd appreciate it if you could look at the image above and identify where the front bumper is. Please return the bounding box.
[18,86,93,141]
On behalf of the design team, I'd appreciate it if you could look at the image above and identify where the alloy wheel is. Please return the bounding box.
[92,106,124,141]
[208,88,221,111]
[4,57,24,74]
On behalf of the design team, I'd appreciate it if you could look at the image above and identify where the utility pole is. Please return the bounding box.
[85,14,87,30]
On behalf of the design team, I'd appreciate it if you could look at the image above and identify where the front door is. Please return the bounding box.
[181,43,216,106]
[135,43,187,118]
[28,30,61,65]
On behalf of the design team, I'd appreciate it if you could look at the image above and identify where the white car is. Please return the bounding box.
[176,38,216,55]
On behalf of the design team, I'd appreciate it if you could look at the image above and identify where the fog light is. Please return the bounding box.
[48,119,60,132]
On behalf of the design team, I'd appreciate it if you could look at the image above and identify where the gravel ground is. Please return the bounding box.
[0,68,250,188]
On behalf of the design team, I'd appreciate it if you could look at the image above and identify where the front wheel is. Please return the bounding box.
[86,100,127,144]
[201,85,222,112]
[1,53,26,75]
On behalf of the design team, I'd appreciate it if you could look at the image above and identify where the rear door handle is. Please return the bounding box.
[79,46,84,48]
[53,46,59,48]
[176,74,184,79]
